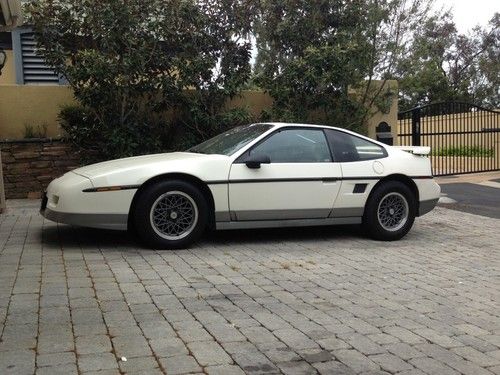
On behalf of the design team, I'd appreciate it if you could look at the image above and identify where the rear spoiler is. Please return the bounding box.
[393,146,431,156]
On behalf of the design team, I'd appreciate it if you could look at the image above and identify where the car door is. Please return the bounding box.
[228,127,342,221]
[323,129,388,218]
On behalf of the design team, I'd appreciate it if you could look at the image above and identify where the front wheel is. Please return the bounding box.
[363,181,416,241]
[133,180,208,249]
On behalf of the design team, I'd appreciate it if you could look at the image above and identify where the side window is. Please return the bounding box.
[325,129,387,162]
[250,129,332,163]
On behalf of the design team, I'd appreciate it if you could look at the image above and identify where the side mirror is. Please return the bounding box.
[245,153,271,169]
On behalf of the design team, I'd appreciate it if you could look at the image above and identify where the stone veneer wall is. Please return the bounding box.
[0,139,81,199]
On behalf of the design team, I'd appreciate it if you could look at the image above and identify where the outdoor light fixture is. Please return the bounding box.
[0,49,6,75]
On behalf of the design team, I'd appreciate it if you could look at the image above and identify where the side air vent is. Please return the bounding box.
[353,183,367,194]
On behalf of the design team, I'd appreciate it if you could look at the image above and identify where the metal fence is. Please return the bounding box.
[398,102,500,176]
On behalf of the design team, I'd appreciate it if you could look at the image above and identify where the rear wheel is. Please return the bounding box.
[363,181,416,241]
[133,180,208,249]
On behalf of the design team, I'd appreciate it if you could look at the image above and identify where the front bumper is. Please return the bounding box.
[41,205,128,230]
[40,172,130,230]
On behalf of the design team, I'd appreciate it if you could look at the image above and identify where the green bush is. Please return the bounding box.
[29,0,254,161]
[23,123,48,139]
[433,146,494,157]
[59,104,253,163]
[59,105,172,163]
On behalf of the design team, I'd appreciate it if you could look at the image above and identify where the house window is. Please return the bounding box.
[11,28,64,85]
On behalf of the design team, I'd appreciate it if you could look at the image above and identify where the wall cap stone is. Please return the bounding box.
[0,137,63,145]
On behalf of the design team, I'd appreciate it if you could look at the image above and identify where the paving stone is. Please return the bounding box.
[382,326,426,344]
[2,205,500,374]
[0,349,36,375]
[265,347,301,363]
[149,337,189,358]
[452,346,500,367]
[414,328,464,348]
[37,333,74,354]
[139,321,175,339]
[367,333,401,345]
[317,337,350,351]
[455,324,491,336]
[240,326,279,344]
[37,351,76,367]
[339,333,386,355]
[76,335,113,355]
[273,328,319,350]
[187,341,233,366]
[231,351,279,374]
[176,326,213,342]
[118,356,159,373]
[455,335,498,353]
[73,323,108,337]
[112,335,152,358]
[78,353,119,372]
[313,360,356,374]
[36,363,78,374]
[333,349,380,373]
[415,343,495,375]
[277,360,317,374]
[205,322,246,342]
[299,349,333,363]
[383,342,425,360]
[369,353,414,373]
[410,357,459,375]
[253,312,292,331]
[80,368,121,375]
[159,355,202,374]
[221,341,259,355]
[206,364,246,375]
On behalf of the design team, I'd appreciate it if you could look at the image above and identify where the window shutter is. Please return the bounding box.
[12,28,63,85]
[20,32,60,84]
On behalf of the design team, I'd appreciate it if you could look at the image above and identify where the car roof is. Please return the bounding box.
[259,122,345,132]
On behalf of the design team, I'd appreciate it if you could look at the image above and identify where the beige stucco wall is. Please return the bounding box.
[365,80,399,145]
[226,90,274,118]
[0,49,16,85]
[0,81,398,140]
[0,85,76,139]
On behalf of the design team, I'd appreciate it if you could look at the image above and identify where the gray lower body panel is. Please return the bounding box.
[329,207,364,217]
[232,208,331,221]
[216,217,361,230]
[418,198,439,216]
[41,208,128,230]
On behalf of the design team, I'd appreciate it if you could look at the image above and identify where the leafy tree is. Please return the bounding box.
[27,0,254,159]
[253,0,436,132]
[254,0,371,131]
[470,14,499,108]
[393,11,500,109]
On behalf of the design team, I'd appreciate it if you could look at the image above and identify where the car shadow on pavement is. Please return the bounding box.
[40,223,365,251]
[205,224,363,245]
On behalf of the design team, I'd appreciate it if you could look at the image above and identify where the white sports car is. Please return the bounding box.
[41,123,440,248]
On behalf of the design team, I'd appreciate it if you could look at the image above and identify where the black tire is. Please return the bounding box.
[132,180,209,249]
[363,181,416,241]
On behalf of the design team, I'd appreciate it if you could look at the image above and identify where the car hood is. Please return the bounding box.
[72,152,220,179]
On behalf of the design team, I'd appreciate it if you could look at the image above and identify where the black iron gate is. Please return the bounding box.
[398,102,500,176]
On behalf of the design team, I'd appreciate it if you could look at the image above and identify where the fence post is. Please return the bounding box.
[411,108,421,146]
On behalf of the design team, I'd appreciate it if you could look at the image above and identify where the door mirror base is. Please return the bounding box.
[245,154,271,169]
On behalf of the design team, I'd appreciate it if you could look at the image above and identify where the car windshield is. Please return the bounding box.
[188,123,273,156]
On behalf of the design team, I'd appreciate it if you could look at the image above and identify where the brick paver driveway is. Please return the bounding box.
[1,204,499,375]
